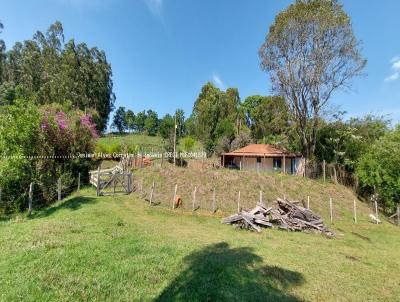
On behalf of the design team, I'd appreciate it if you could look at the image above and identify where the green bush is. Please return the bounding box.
[356,127,400,213]
[95,140,122,155]
[181,136,196,152]
[0,100,98,213]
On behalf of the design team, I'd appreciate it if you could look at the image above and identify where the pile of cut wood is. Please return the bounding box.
[221,198,334,237]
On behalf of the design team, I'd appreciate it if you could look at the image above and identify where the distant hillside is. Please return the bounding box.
[97,134,203,153]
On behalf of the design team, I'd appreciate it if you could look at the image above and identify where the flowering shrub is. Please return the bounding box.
[80,115,99,139]
[0,101,98,213]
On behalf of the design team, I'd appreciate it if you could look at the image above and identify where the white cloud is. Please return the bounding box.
[212,74,226,90]
[391,56,400,63]
[393,60,400,71]
[142,0,163,16]
[385,72,399,82]
[384,56,400,81]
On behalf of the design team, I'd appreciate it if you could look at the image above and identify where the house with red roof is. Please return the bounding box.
[221,144,303,175]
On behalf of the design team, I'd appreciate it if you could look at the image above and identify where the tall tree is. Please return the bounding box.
[175,109,186,137]
[125,109,135,133]
[190,82,242,155]
[242,95,289,140]
[144,109,159,136]
[259,0,366,159]
[0,21,5,83]
[112,106,127,133]
[159,114,174,140]
[134,110,147,133]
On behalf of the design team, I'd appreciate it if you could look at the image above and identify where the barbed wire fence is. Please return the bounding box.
[1,163,399,227]
[130,171,400,227]
[0,172,95,217]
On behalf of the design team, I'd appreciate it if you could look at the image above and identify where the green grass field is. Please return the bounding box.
[100,133,164,147]
[97,134,203,154]
[0,182,399,301]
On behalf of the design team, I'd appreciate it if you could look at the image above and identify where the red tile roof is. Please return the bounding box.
[222,144,301,157]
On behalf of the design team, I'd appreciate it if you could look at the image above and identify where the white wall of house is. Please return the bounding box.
[230,156,300,174]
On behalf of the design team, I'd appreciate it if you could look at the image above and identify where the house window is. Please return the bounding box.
[257,157,261,163]
[273,158,282,170]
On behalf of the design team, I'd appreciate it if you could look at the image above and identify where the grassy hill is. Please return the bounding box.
[97,134,203,153]
[135,164,372,222]
[100,133,164,148]
[0,169,399,301]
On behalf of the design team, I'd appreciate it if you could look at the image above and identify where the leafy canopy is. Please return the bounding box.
[0,21,115,132]
[357,127,400,213]
[259,0,366,158]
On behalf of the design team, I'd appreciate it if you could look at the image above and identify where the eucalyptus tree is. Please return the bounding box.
[190,82,243,155]
[144,109,159,136]
[112,106,127,133]
[259,0,366,158]
[125,109,136,133]
[242,95,289,140]
[0,21,115,132]
[0,21,5,82]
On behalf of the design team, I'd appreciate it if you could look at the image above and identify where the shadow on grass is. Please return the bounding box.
[156,242,304,302]
[31,196,97,219]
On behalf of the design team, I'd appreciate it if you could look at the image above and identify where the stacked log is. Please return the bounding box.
[221,198,334,237]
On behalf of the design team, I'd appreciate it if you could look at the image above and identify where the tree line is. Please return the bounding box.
[0,21,115,132]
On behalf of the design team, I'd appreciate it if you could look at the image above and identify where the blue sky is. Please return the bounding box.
[1,0,400,126]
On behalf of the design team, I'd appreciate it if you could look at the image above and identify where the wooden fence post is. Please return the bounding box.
[307,196,310,210]
[113,174,116,195]
[28,182,33,215]
[212,187,216,213]
[172,184,178,209]
[237,191,241,213]
[374,199,379,224]
[323,160,326,183]
[329,197,333,223]
[397,204,400,226]
[283,155,286,174]
[192,186,197,211]
[58,178,62,201]
[127,173,132,193]
[96,167,101,196]
[259,191,263,204]
[161,152,164,168]
[149,181,155,206]
[77,173,81,191]
[353,199,357,223]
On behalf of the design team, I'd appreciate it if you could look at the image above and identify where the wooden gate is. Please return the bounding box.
[90,166,133,196]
